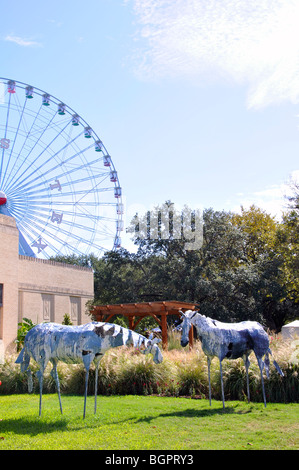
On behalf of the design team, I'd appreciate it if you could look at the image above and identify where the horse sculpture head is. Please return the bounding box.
[142,336,163,364]
[179,310,198,347]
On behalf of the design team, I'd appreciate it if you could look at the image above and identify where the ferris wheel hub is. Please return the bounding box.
[0,191,7,206]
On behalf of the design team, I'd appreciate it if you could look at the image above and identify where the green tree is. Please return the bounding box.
[231,205,277,262]
[51,200,299,333]
[274,210,299,306]
[230,204,298,331]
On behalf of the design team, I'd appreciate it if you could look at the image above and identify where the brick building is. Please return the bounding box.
[0,213,94,362]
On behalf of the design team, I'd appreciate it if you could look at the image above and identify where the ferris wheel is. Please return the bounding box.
[0,78,123,259]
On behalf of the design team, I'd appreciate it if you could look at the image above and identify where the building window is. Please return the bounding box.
[0,284,3,307]
[70,297,81,325]
[42,294,54,322]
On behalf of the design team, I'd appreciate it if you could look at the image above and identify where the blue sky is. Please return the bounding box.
[1,0,299,251]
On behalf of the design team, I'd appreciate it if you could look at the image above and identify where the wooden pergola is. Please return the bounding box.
[91,300,198,349]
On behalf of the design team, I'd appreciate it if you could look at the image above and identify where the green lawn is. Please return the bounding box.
[0,394,298,450]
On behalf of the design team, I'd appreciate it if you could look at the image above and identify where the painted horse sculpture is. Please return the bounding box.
[179,310,283,408]
[16,321,163,417]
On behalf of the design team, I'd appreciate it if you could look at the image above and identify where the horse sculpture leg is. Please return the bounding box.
[36,366,46,417]
[16,348,33,393]
[50,359,63,414]
[256,356,267,407]
[243,354,251,403]
[37,371,43,417]
[94,361,100,415]
[94,363,99,415]
[83,368,89,419]
[36,351,48,417]
[207,356,212,406]
[94,355,103,415]
[219,360,225,409]
[82,353,94,419]
[22,351,33,393]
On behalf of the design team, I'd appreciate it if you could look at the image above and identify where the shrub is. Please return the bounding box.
[15,318,35,352]
[62,314,73,325]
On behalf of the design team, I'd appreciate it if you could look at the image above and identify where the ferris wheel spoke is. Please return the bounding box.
[29,204,117,228]
[14,157,108,197]
[45,223,96,247]
[19,203,106,240]
[23,186,115,201]
[50,153,106,184]
[5,97,46,187]
[17,223,41,246]
[25,176,111,205]
[45,212,114,242]
[56,221,97,237]
[72,173,113,205]
[18,219,48,245]
[0,91,12,182]
[22,216,115,258]
[18,222,64,258]
[6,119,81,193]
[6,109,57,188]
[7,119,77,193]
[8,137,94,195]
[27,114,70,138]
[0,98,28,189]
[44,200,117,207]
[20,210,50,231]
[64,211,117,225]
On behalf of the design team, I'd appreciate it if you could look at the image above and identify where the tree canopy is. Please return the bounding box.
[51,187,299,332]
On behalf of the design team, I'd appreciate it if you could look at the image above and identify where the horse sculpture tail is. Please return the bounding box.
[264,348,284,378]
[15,347,33,392]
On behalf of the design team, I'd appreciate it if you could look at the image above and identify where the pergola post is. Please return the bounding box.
[128,315,135,330]
[188,324,194,349]
[161,312,168,350]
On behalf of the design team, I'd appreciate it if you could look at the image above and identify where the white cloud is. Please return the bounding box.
[128,0,299,108]
[231,170,299,219]
[4,35,42,47]
[47,19,63,28]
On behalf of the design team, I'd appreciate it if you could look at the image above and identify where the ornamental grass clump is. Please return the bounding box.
[119,358,156,395]
[165,347,208,398]
[219,358,260,402]
[0,357,31,394]
[1,332,298,403]
[0,357,68,394]
[110,350,157,395]
[167,328,184,351]
[94,346,177,396]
